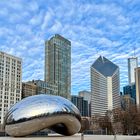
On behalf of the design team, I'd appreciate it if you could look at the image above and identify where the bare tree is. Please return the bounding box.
[112,105,139,135]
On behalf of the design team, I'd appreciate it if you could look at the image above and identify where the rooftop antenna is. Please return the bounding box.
[101,55,105,63]
[96,48,99,56]
[96,48,101,59]
[133,46,136,57]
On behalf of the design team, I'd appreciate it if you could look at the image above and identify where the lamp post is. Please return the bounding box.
[81,132,84,140]
[107,110,117,140]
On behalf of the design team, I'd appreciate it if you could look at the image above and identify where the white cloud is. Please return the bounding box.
[41,9,54,30]
[28,1,39,12]
[49,21,62,33]
[29,11,44,26]
[0,0,140,94]
[0,7,9,16]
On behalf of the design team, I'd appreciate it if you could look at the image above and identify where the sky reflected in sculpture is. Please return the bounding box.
[5,94,81,137]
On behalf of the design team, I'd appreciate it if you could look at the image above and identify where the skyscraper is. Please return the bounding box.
[91,56,120,116]
[135,67,140,106]
[78,90,91,116]
[0,51,22,124]
[123,84,136,103]
[45,34,71,99]
[78,90,91,104]
[71,95,89,117]
[128,57,138,85]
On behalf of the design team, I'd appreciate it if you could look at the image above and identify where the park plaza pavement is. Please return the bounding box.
[0,134,140,140]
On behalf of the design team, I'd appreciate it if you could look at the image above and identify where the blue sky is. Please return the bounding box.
[0,0,140,95]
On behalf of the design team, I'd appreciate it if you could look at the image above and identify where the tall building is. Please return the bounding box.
[0,51,22,124]
[91,56,120,116]
[78,90,91,116]
[128,57,138,85]
[45,34,71,99]
[135,67,140,106]
[123,84,136,103]
[78,90,91,104]
[71,95,89,117]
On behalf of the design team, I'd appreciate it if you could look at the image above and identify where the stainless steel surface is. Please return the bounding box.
[4,94,81,137]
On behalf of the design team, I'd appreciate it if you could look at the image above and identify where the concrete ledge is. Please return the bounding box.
[1,134,140,140]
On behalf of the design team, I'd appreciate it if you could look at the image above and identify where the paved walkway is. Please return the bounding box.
[0,134,140,140]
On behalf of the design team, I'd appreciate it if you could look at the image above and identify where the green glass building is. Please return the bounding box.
[45,34,71,99]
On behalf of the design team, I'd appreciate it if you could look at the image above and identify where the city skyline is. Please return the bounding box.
[0,0,140,94]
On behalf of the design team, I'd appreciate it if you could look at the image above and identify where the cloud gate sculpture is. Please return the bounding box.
[4,94,81,137]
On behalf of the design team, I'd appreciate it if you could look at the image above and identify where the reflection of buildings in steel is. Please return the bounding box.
[4,94,81,137]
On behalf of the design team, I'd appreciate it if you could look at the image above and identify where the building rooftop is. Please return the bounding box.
[47,34,71,45]
[91,56,118,77]
[0,51,22,61]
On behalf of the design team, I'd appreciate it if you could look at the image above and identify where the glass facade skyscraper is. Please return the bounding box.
[128,57,138,85]
[45,34,71,99]
[123,84,136,103]
[71,95,89,117]
[78,90,91,117]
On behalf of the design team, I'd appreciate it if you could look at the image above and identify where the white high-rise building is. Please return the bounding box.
[0,51,22,124]
[128,57,138,85]
[91,56,120,116]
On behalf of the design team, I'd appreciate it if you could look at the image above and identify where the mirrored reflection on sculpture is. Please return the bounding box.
[4,94,81,137]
